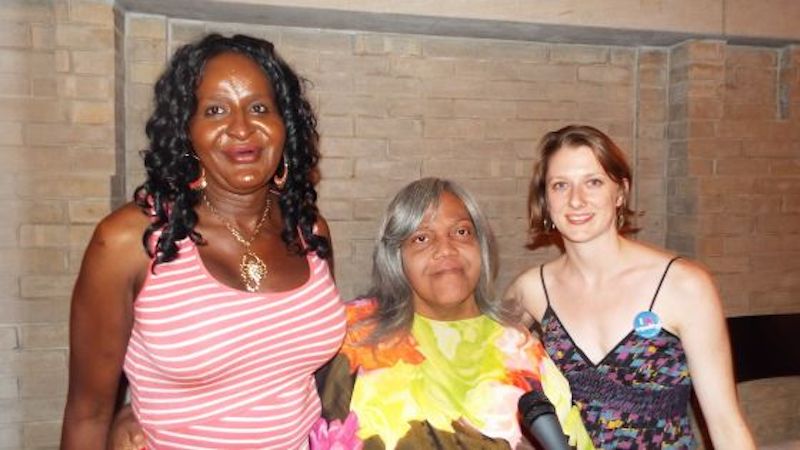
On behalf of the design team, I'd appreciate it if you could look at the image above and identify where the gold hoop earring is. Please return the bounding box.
[189,166,207,190]
[617,204,626,230]
[273,159,288,190]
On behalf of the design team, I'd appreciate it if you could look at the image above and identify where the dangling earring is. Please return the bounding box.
[617,202,626,230]
[543,216,556,233]
[273,159,288,190]
[188,166,207,190]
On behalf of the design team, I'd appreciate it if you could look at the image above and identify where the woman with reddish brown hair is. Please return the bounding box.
[506,124,755,449]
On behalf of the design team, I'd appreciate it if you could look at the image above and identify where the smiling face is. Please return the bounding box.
[401,191,482,321]
[546,145,627,244]
[189,52,286,194]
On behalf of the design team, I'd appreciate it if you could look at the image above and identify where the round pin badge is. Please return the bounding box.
[633,311,662,338]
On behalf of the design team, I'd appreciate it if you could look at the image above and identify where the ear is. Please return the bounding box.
[616,178,630,207]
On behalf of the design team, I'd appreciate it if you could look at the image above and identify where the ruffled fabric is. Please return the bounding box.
[332,298,594,450]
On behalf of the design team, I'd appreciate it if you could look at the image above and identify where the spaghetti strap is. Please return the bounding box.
[648,256,681,311]
[539,264,552,307]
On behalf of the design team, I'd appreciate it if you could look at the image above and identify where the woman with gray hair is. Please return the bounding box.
[314,177,592,449]
[107,177,594,449]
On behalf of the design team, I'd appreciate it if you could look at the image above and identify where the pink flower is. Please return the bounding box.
[309,412,363,450]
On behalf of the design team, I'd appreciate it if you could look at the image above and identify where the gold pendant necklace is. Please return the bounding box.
[203,194,272,293]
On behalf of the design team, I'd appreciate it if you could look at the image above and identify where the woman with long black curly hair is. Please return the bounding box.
[61,34,346,449]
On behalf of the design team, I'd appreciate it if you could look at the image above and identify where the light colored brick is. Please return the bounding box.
[72,50,114,75]
[355,34,421,56]
[23,420,62,448]
[281,29,352,54]
[18,225,69,248]
[19,324,67,350]
[727,47,778,67]
[387,98,454,118]
[320,53,389,76]
[57,75,112,99]
[392,56,454,78]
[0,376,17,400]
[30,24,54,50]
[550,45,608,64]
[29,77,61,102]
[354,159,420,180]
[318,95,387,117]
[388,139,455,160]
[318,158,354,179]
[0,23,31,48]
[0,1,52,22]
[69,1,113,26]
[579,101,633,121]
[355,117,421,138]
[319,179,408,200]
[0,424,22,449]
[0,300,69,323]
[70,100,113,124]
[424,118,484,139]
[450,99,516,119]
[351,198,387,221]
[128,15,166,39]
[16,172,111,198]
[484,119,542,139]
[0,328,17,350]
[0,74,30,97]
[24,123,112,146]
[423,159,493,178]
[0,123,23,146]
[0,350,66,378]
[0,98,68,123]
[517,101,577,120]
[316,199,353,221]
[19,370,66,399]
[129,38,167,63]
[130,61,164,84]
[67,199,109,224]
[55,24,113,50]
[318,116,354,137]
[578,66,632,84]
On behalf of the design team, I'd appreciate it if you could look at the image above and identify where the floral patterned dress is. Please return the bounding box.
[314,298,594,450]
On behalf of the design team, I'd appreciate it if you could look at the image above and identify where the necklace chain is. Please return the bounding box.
[203,194,272,292]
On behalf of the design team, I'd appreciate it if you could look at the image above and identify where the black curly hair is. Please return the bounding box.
[134,33,329,266]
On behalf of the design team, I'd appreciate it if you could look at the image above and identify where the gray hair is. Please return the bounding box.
[364,177,516,343]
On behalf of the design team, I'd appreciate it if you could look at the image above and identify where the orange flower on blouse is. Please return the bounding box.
[339,298,425,373]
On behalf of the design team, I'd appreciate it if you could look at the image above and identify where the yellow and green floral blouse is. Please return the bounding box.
[314,298,594,450]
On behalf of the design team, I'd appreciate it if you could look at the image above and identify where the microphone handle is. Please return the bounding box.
[528,413,571,450]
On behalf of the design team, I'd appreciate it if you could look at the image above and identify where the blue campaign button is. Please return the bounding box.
[633,311,662,338]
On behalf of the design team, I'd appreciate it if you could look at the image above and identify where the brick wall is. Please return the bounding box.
[0,2,797,447]
[667,39,800,447]
[0,0,116,448]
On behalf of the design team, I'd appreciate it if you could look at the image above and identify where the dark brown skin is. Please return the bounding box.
[60,52,332,449]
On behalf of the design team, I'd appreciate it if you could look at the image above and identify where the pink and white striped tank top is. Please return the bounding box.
[123,236,346,449]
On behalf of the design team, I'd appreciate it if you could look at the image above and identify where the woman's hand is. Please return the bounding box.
[108,405,145,450]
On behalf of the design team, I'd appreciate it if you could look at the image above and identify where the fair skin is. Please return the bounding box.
[506,145,755,449]
[60,52,331,449]
[402,191,482,321]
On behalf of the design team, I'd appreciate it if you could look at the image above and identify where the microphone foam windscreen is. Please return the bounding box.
[518,390,556,426]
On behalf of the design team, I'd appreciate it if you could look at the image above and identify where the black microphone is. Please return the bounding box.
[518,390,571,450]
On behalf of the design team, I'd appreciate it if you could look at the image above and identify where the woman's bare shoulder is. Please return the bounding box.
[506,261,556,323]
[90,202,152,255]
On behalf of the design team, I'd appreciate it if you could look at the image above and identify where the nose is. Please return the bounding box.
[226,109,254,140]
[568,185,585,208]
[433,236,457,259]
